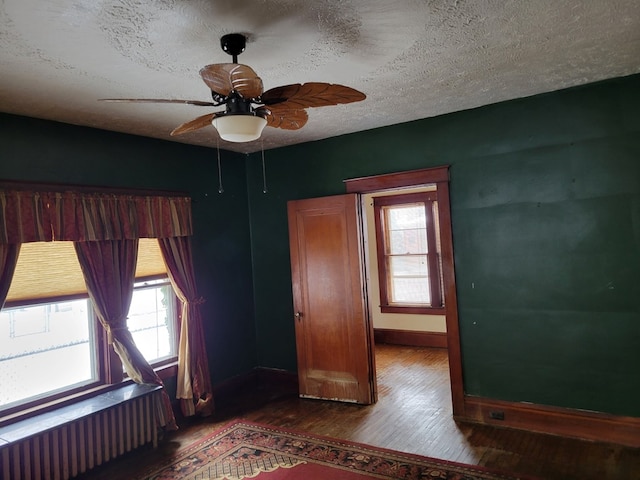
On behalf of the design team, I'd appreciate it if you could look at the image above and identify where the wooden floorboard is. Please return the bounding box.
[78,344,639,480]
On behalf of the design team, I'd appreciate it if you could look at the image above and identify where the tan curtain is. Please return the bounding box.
[159,236,213,417]
[74,239,178,430]
[0,243,21,309]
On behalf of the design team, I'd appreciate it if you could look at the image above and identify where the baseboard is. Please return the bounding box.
[461,395,640,448]
[374,329,447,348]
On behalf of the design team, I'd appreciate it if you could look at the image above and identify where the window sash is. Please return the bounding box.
[127,279,178,366]
[0,298,101,411]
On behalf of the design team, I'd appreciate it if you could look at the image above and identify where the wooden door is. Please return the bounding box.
[288,194,377,404]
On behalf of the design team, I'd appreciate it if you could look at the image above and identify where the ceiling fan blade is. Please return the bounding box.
[170,112,217,136]
[261,83,366,109]
[257,106,308,130]
[259,84,301,105]
[200,63,264,99]
[99,98,217,107]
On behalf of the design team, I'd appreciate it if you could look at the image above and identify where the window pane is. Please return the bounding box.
[385,204,428,254]
[388,228,427,254]
[388,255,430,303]
[127,282,176,364]
[0,299,97,409]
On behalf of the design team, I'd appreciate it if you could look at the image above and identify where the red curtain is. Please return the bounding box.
[0,191,52,243]
[53,192,192,241]
[1,189,192,243]
[159,236,213,417]
[74,239,177,430]
[0,244,21,309]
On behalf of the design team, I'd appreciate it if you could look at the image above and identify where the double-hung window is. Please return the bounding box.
[127,277,177,367]
[373,192,444,314]
[0,238,178,414]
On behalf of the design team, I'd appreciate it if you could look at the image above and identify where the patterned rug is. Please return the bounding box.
[138,421,533,479]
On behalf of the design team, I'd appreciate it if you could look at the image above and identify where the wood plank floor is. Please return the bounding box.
[80,344,639,480]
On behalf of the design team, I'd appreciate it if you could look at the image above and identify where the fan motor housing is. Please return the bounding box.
[226,91,252,114]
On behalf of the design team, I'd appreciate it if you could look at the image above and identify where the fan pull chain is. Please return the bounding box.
[261,140,268,194]
[217,137,224,194]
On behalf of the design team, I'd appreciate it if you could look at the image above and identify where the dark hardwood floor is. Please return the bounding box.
[81,344,639,480]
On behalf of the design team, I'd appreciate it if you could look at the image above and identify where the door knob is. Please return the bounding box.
[294,311,303,321]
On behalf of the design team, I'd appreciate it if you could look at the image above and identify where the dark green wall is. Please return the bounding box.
[2,73,638,418]
[247,74,640,417]
[0,114,257,384]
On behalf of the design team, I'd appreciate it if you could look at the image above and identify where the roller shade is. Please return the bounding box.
[4,238,166,305]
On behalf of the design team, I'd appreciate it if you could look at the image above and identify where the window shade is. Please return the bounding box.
[134,239,168,279]
[4,238,167,304]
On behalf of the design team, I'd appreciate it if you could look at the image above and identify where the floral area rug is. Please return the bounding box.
[138,420,534,479]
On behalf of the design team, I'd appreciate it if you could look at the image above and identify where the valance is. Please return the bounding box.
[0,190,192,244]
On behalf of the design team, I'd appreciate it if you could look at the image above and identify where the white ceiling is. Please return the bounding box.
[1,1,639,154]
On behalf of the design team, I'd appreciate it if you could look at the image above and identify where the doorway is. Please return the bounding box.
[344,166,464,415]
[361,186,452,408]
[287,166,463,413]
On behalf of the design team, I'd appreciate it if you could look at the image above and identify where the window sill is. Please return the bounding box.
[123,360,178,382]
[0,360,178,429]
[154,360,178,380]
[380,305,446,315]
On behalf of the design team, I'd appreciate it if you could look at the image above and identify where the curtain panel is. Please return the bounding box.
[75,239,177,430]
[0,244,21,310]
[160,236,214,417]
[0,190,192,244]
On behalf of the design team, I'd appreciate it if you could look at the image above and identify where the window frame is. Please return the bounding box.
[373,191,445,315]
[0,296,106,417]
[0,276,179,419]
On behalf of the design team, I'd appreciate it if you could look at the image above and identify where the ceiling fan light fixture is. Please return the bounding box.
[212,114,267,142]
[103,33,365,142]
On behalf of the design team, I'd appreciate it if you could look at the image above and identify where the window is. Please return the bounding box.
[373,192,444,314]
[128,278,177,365]
[0,299,98,409]
[0,239,178,414]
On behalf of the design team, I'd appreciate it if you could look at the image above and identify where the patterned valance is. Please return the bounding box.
[0,190,192,244]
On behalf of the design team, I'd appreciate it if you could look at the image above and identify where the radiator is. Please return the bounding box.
[0,384,161,480]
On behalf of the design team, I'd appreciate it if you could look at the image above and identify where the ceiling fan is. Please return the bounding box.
[102,33,366,142]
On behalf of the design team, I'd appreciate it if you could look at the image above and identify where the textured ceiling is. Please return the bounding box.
[1,0,639,154]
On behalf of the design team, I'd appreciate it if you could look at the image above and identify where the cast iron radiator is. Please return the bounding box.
[0,384,162,480]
